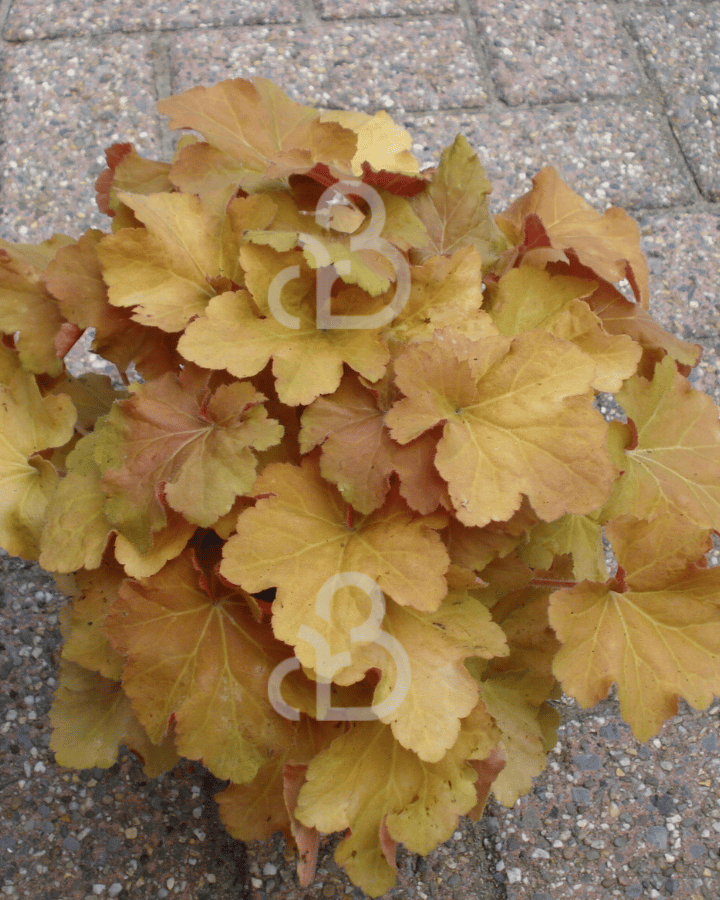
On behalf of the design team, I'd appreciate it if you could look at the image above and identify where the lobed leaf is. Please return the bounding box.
[604,355,720,529]
[550,515,720,741]
[387,328,616,527]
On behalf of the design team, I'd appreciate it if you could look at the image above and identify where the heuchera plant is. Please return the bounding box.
[1,77,720,897]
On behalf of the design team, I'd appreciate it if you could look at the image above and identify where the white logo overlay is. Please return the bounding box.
[267,180,411,330]
[267,573,412,721]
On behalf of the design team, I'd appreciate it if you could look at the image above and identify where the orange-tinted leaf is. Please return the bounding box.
[0,235,74,375]
[105,551,296,783]
[386,328,615,527]
[299,372,448,515]
[45,228,178,378]
[550,514,720,741]
[604,355,720,529]
[96,368,281,550]
[586,280,701,370]
[160,78,357,193]
[498,167,649,306]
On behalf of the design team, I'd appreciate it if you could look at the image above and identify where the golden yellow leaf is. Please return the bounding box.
[97,192,222,332]
[604,355,720,528]
[386,327,615,527]
[105,550,297,783]
[295,720,485,897]
[49,659,179,775]
[550,514,720,740]
[480,672,560,806]
[410,135,506,269]
[0,368,76,558]
[220,458,450,670]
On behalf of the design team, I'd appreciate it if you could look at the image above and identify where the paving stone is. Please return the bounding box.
[0,36,161,241]
[167,18,489,111]
[638,208,720,341]
[402,102,696,210]
[473,0,642,105]
[3,0,300,40]
[630,1,720,199]
[318,0,456,17]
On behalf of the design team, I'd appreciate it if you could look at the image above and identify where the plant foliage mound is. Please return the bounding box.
[1,76,720,896]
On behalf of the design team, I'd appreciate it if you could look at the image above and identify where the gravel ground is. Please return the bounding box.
[1,1,719,899]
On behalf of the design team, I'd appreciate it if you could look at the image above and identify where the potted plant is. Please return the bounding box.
[0,76,718,897]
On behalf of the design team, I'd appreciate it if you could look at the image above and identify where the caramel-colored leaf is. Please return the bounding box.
[300,372,449,515]
[105,551,297,783]
[96,367,281,550]
[604,355,720,529]
[550,515,720,741]
[45,228,178,378]
[386,328,615,527]
[0,234,74,375]
[498,167,649,305]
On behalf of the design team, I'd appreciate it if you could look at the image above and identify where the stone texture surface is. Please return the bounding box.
[0,1,719,899]
[630,1,720,199]
[168,18,490,111]
[3,0,302,40]
[403,102,696,211]
[473,0,644,106]
[0,36,161,241]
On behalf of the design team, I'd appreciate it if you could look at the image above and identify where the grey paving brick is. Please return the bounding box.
[402,102,697,211]
[639,208,720,341]
[473,0,642,105]
[630,2,720,200]
[0,37,161,242]
[167,18,489,111]
[3,0,301,40]
[318,0,456,18]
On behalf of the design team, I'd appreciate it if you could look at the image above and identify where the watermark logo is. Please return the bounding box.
[267,572,411,721]
[267,180,410,330]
